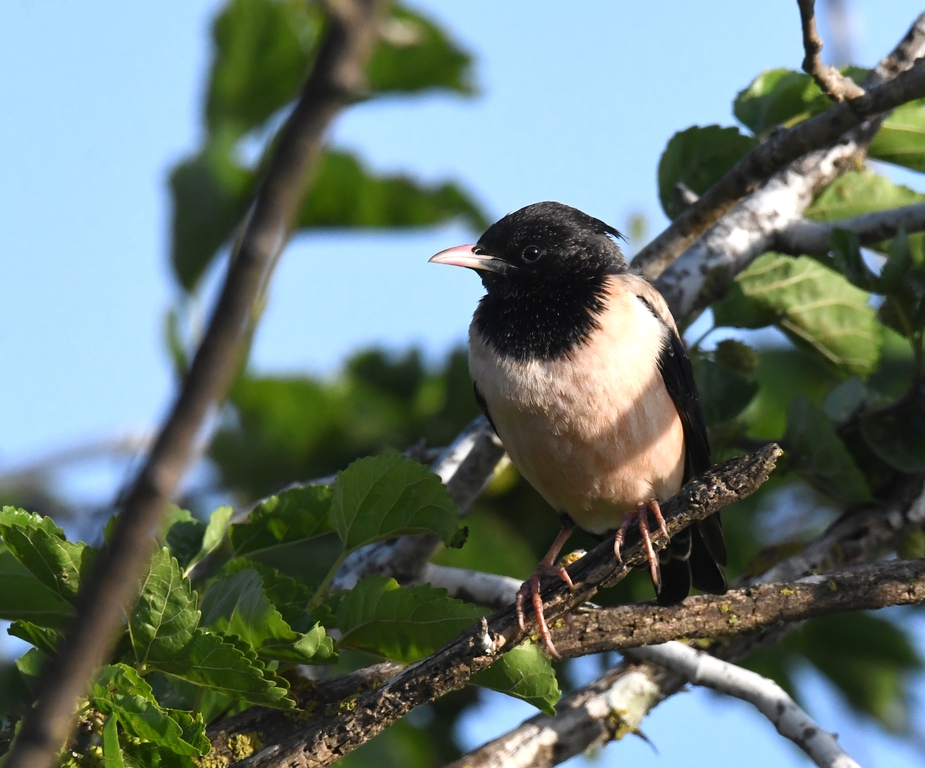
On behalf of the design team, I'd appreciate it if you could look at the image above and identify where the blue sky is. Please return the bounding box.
[1,1,924,765]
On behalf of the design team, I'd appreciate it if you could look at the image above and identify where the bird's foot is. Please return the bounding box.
[515,563,576,658]
[612,499,669,588]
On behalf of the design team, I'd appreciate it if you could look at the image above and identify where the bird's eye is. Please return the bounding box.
[521,245,542,263]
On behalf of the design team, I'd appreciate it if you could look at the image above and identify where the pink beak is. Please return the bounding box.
[428,244,507,274]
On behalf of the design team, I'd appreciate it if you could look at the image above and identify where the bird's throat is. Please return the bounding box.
[473,276,609,361]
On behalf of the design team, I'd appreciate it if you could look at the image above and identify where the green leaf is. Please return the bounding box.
[336,576,486,661]
[693,358,759,425]
[150,629,294,708]
[224,558,320,633]
[860,397,925,472]
[207,0,321,137]
[331,454,461,554]
[162,507,206,570]
[829,229,880,291]
[734,69,830,136]
[806,170,925,222]
[230,485,333,558]
[0,511,97,605]
[869,99,925,172]
[471,642,561,715]
[0,546,73,627]
[185,505,233,575]
[712,252,880,377]
[7,621,61,658]
[102,714,126,768]
[201,567,334,663]
[657,125,758,219]
[129,548,200,666]
[91,664,210,757]
[784,397,872,503]
[368,5,474,95]
[299,150,488,232]
[169,133,253,292]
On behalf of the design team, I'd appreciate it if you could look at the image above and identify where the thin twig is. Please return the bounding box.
[631,642,861,768]
[797,0,865,101]
[2,3,391,767]
[775,202,925,256]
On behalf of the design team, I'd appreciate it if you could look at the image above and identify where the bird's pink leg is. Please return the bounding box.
[612,499,670,588]
[515,522,576,658]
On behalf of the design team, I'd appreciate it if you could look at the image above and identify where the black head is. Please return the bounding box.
[430,202,629,360]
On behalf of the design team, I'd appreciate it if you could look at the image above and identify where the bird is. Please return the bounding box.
[429,201,727,655]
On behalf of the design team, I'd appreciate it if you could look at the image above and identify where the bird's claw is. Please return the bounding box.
[515,563,576,658]
[613,499,669,589]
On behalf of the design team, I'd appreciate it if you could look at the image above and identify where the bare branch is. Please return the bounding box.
[551,558,925,657]
[633,32,925,280]
[228,446,779,767]
[418,563,521,609]
[797,0,865,101]
[2,3,392,767]
[775,202,925,255]
[631,642,861,768]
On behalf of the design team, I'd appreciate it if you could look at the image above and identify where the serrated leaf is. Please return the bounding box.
[130,548,200,666]
[223,558,320,633]
[784,397,872,503]
[368,5,475,95]
[230,485,333,557]
[162,507,206,570]
[0,515,97,605]
[336,576,486,661]
[0,546,73,628]
[102,714,126,768]
[657,125,758,219]
[869,99,925,172]
[331,454,461,554]
[201,567,334,663]
[714,252,880,377]
[91,664,210,757]
[151,629,294,708]
[299,150,488,231]
[184,505,233,575]
[0,506,67,537]
[471,642,561,715]
[8,621,60,658]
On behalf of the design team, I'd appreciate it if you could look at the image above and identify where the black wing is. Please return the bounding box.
[636,295,727,601]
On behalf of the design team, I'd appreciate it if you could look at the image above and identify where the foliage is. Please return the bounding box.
[5,3,925,766]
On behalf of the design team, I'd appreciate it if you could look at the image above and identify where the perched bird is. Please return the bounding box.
[429,201,727,654]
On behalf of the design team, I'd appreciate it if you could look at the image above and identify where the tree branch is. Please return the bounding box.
[2,4,392,767]
[633,26,925,281]
[775,202,925,256]
[631,642,861,768]
[797,0,865,102]
[208,445,780,766]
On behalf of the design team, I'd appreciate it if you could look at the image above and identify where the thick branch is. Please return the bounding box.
[775,202,925,255]
[797,0,865,101]
[632,643,861,768]
[2,4,391,768]
[633,52,925,280]
[218,446,779,767]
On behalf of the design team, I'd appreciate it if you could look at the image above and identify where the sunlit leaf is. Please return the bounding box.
[336,576,486,661]
[657,125,758,219]
[869,99,925,173]
[471,642,561,716]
